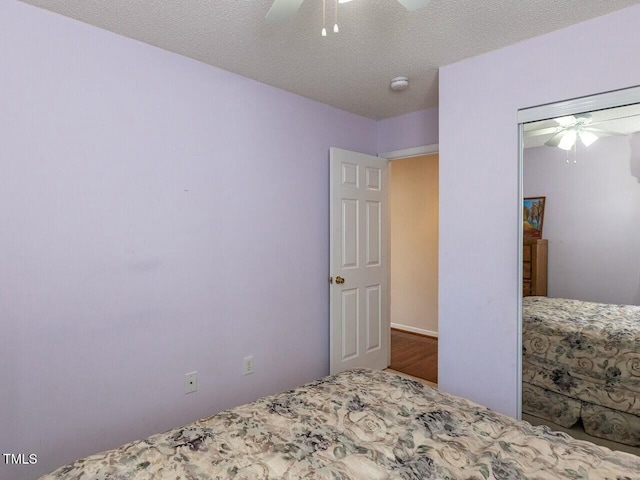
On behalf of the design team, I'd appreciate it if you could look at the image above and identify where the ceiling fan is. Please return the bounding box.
[543,114,608,150]
[525,113,623,151]
[266,0,431,22]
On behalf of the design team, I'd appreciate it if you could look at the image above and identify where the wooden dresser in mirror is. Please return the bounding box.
[523,238,547,296]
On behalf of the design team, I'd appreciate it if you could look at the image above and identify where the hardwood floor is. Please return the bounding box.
[390,328,438,384]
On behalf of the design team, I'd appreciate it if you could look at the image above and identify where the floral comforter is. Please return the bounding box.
[522,296,640,445]
[42,369,640,479]
[523,297,640,389]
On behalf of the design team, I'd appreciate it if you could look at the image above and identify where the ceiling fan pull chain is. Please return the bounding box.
[322,0,327,36]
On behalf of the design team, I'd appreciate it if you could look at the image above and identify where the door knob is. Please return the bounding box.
[336,276,345,284]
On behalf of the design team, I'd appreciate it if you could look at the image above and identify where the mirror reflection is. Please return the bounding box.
[521,104,640,455]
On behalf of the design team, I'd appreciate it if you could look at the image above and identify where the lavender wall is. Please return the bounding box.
[524,136,640,305]
[377,108,439,153]
[0,2,376,479]
[439,5,640,417]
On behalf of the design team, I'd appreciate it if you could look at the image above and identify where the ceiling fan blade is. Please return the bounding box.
[583,127,625,136]
[266,0,304,22]
[544,131,566,147]
[554,115,577,127]
[589,113,640,134]
[396,0,431,11]
[523,126,559,138]
[591,113,640,125]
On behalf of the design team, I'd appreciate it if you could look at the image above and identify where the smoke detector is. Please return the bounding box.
[390,76,409,91]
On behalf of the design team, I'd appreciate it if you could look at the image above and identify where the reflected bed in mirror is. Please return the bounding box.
[522,101,640,455]
[522,296,640,447]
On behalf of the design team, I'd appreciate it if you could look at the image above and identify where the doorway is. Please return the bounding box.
[328,145,439,379]
[387,153,439,384]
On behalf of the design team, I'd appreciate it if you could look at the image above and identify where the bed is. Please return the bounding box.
[41,369,640,479]
[522,296,640,447]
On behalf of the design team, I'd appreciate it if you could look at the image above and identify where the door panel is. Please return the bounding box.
[342,199,359,269]
[366,167,381,191]
[342,162,358,187]
[366,201,381,266]
[366,285,381,352]
[341,288,359,360]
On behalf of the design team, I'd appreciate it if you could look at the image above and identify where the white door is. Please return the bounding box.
[330,147,389,374]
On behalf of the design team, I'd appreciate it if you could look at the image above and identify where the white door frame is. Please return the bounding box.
[378,144,439,161]
[516,85,640,419]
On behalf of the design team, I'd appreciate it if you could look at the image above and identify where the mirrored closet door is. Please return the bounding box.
[520,102,640,456]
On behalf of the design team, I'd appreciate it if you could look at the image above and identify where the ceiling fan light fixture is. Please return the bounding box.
[579,131,599,147]
[558,130,577,151]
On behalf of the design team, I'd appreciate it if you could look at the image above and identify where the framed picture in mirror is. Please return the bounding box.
[524,197,545,238]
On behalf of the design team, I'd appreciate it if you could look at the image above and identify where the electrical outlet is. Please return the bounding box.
[243,356,254,375]
[185,371,197,394]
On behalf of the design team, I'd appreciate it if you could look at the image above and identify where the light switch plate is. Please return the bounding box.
[243,356,254,375]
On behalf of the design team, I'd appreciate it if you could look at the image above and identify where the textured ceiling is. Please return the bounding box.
[18,0,640,119]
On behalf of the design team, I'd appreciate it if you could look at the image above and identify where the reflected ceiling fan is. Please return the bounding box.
[266,0,431,22]
[527,112,638,152]
[542,113,609,151]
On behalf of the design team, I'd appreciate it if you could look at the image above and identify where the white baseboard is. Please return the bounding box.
[390,323,438,338]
